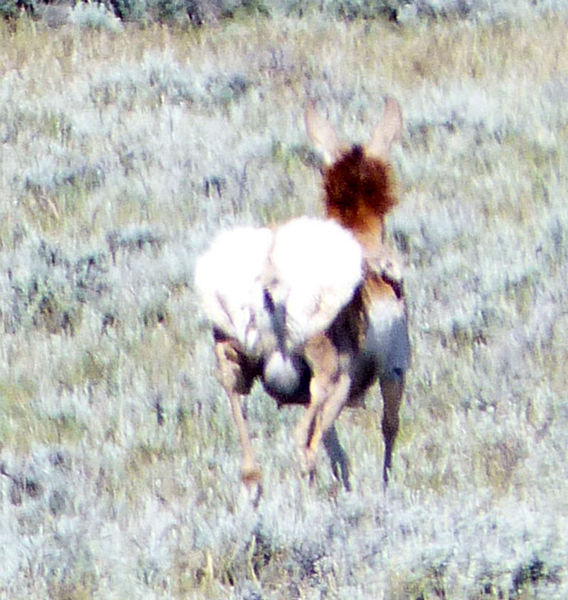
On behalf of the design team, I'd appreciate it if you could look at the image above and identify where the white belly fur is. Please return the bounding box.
[364,297,410,380]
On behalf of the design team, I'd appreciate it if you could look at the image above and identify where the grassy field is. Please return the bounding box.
[1,7,567,599]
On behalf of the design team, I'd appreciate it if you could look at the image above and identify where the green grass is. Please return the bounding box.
[0,8,567,599]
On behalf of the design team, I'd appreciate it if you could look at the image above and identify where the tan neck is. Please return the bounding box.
[348,218,385,257]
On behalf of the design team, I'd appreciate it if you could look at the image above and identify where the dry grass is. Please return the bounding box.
[0,8,567,599]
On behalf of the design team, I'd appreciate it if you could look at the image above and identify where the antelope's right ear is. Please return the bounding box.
[304,103,340,166]
[366,97,403,162]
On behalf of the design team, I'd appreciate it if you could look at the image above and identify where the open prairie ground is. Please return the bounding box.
[0,8,567,599]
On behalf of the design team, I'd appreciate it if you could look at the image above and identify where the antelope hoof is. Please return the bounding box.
[242,464,262,486]
[299,447,318,483]
[241,466,263,506]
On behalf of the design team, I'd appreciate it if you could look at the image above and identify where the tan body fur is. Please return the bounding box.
[196,98,409,493]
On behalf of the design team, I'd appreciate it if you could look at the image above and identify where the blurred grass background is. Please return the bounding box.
[0,2,567,598]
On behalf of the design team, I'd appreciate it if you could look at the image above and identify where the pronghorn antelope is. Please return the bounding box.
[195,98,409,492]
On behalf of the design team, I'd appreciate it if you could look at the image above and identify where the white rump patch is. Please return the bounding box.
[195,217,363,355]
[194,226,273,356]
[267,217,363,347]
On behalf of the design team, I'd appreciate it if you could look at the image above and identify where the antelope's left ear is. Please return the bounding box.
[304,103,341,166]
[366,97,403,161]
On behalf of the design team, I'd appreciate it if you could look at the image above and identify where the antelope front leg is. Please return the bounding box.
[380,376,404,484]
[322,424,351,491]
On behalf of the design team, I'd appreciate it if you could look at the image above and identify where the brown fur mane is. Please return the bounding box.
[322,145,397,239]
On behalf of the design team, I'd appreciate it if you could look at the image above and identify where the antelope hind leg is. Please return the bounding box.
[305,371,350,480]
[228,391,262,487]
[295,334,341,479]
[214,338,261,488]
[293,382,325,463]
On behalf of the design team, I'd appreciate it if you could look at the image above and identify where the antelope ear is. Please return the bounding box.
[304,103,340,166]
[366,97,403,161]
